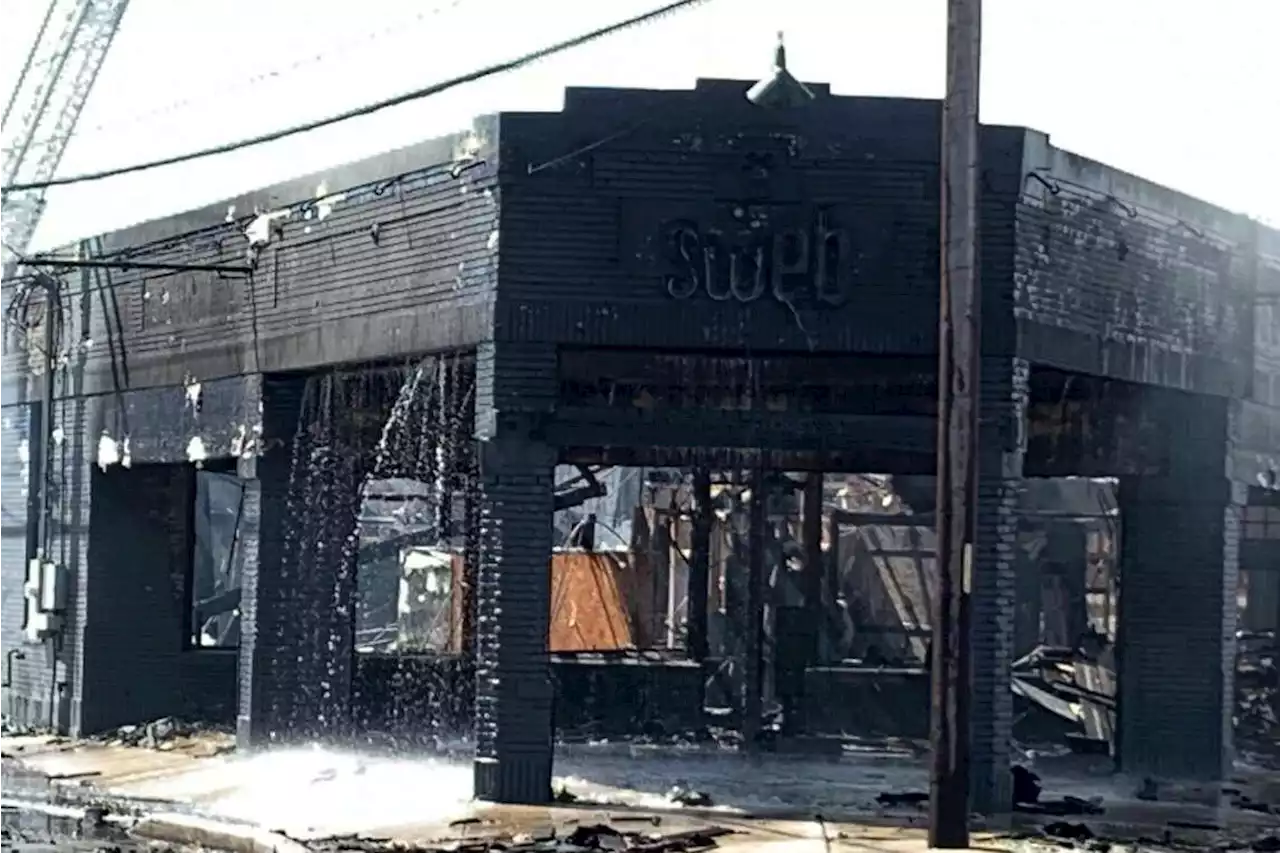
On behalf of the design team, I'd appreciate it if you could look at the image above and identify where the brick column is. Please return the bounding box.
[1116,397,1242,782]
[969,356,1028,814]
[472,342,557,804]
[237,373,363,747]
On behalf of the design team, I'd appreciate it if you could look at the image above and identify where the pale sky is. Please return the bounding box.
[3,0,1278,253]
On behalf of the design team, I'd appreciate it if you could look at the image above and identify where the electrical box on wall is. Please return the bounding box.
[22,559,66,642]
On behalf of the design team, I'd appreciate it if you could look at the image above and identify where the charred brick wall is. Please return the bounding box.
[471,341,557,803]
[1014,133,1259,398]
[4,260,101,731]
[1254,228,1280,410]
[75,376,253,733]
[970,357,1029,812]
[1116,393,1244,780]
[1243,227,1280,488]
[235,372,366,747]
[233,374,296,748]
[1,263,253,732]
[2,123,505,734]
[494,80,1024,356]
[78,463,236,733]
[350,655,703,742]
[3,126,502,409]
[0,400,70,731]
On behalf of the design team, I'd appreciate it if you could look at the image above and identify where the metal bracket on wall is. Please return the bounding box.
[2,649,26,688]
[18,257,254,276]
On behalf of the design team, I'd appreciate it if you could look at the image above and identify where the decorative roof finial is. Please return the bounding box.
[746,30,815,108]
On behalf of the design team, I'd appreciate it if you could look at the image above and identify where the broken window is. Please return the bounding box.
[188,465,245,649]
[355,478,459,654]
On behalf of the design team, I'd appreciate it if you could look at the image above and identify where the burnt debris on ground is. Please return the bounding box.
[91,717,233,750]
[305,821,734,853]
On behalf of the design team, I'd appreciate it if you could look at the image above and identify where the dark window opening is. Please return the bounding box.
[1244,505,1280,541]
[188,461,245,650]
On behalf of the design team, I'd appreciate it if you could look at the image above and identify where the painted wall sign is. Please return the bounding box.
[659,211,853,308]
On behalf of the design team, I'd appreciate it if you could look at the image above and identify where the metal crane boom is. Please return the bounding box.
[2,0,130,277]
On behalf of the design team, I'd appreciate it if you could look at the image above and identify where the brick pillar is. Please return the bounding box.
[1116,397,1241,782]
[237,373,363,747]
[472,342,557,804]
[1012,527,1043,657]
[969,356,1028,814]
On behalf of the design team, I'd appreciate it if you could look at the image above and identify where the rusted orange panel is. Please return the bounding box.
[549,552,636,652]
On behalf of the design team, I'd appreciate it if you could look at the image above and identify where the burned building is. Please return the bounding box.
[2,78,1278,812]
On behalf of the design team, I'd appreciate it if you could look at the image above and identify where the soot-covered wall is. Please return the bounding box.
[494,79,1025,356]
[1014,133,1265,400]
[1,120,507,732]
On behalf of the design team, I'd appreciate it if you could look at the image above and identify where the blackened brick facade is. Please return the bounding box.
[2,78,1277,813]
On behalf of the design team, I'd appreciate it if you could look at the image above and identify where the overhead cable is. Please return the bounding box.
[1,0,472,156]
[1,0,710,195]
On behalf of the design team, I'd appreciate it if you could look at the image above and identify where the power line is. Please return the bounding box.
[1,0,473,156]
[2,0,709,195]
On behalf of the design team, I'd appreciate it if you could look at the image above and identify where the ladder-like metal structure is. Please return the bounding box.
[1,0,131,278]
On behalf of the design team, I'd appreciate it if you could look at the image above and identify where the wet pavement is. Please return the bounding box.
[2,735,1278,853]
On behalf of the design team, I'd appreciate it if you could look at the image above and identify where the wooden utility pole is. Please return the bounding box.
[930,0,982,847]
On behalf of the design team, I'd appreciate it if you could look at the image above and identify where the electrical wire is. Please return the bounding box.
[2,0,711,195]
[1,0,473,156]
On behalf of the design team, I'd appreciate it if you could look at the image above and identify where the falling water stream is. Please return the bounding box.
[4,359,1076,839]
[219,357,485,832]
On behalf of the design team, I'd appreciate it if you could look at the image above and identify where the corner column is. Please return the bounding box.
[969,356,1028,814]
[472,342,557,804]
[1117,397,1242,782]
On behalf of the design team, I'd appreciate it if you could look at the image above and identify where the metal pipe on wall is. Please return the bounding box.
[36,272,57,563]
[802,472,824,661]
[743,466,766,753]
[687,468,712,661]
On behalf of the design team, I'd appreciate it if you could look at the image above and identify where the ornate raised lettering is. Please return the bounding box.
[660,211,851,308]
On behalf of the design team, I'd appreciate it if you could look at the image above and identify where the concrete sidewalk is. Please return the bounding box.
[2,734,1276,853]
[0,734,1009,853]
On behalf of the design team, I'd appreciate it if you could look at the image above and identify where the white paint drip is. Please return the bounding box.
[230,424,247,458]
[97,433,120,470]
[17,438,30,496]
[245,208,290,249]
[453,125,487,163]
[184,376,203,410]
[186,436,208,463]
[314,181,347,221]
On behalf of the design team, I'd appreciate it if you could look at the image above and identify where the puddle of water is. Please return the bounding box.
[124,746,476,837]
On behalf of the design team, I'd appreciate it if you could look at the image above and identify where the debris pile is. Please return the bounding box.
[1012,643,1115,754]
[665,785,714,808]
[1236,631,1278,765]
[93,717,232,750]
[308,820,733,853]
[874,765,1108,819]
[1,715,41,738]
